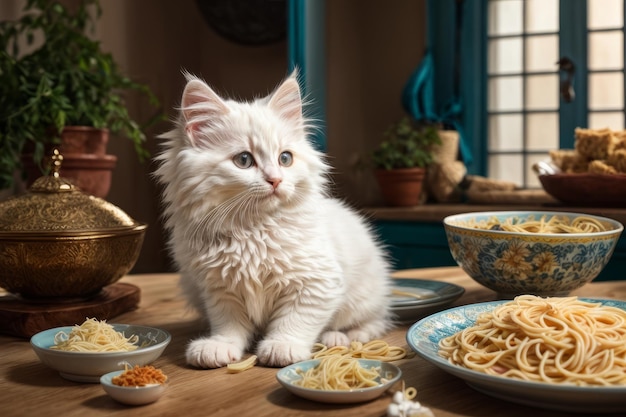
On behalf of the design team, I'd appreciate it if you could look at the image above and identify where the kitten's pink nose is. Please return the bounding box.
[267,178,282,189]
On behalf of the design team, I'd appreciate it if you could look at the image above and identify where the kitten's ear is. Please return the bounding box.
[268,75,303,125]
[181,78,229,145]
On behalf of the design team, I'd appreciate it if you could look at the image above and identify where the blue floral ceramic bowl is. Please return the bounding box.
[443,211,623,298]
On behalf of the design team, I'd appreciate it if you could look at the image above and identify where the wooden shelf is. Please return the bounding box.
[362,203,626,225]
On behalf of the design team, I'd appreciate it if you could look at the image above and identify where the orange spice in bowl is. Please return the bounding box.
[112,364,167,387]
[101,366,169,405]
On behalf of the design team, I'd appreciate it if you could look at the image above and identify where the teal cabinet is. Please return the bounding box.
[373,221,455,271]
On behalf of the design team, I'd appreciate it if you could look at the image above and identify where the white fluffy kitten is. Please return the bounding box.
[155,72,393,368]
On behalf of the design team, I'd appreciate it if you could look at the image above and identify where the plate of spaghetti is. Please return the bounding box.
[407,296,626,413]
[276,357,402,403]
[30,318,171,383]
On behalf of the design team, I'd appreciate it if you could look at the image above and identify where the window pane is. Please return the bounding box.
[489,38,523,74]
[526,154,545,188]
[589,112,624,130]
[588,31,623,71]
[489,154,522,185]
[484,0,626,188]
[526,35,558,72]
[527,113,558,150]
[489,76,523,111]
[489,114,523,151]
[526,74,559,110]
[526,0,558,33]
[489,0,523,36]
[589,72,624,109]
[588,0,623,30]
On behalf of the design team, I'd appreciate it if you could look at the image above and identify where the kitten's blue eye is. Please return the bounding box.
[279,151,293,167]
[233,152,255,169]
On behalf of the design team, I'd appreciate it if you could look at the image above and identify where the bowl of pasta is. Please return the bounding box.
[30,318,171,383]
[276,357,402,403]
[443,211,623,298]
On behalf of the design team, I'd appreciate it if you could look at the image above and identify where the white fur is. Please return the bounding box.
[154,72,393,368]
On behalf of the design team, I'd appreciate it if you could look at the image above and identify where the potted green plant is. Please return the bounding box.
[371,117,441,206]
[0,0,160,196]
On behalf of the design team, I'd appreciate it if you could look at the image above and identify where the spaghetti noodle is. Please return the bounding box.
[227,355,258,373]
[312,340,408,362]
[224,340,407,374]
[294,355,386,390]
[391,289,435,301]
[454,214,609,234]
[439,295,626,386]
[51,318,139,352]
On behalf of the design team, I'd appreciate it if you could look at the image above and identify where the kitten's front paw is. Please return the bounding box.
[320,330,350,347]
[186,337,243,369]
[256,339,311,367]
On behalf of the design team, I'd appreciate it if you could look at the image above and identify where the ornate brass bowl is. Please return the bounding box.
[0,151,147,299]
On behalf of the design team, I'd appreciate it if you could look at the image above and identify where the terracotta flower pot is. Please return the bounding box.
[21,126,117,198]
[57,126,110,155]
[374,167,426,207]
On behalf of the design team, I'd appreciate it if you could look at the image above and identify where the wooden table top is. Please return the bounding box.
[2,266,626,417]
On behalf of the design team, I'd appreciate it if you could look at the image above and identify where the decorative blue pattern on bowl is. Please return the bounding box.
[443,211,623,297]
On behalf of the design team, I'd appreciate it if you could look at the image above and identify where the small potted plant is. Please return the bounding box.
[371,117,441,206]
[0,0,161,196]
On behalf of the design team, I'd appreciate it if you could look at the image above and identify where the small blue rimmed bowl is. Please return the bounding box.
[30,324,171,383]
[276,359,402,403]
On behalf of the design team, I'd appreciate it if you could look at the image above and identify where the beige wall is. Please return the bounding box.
[326,0,426,206]
[5,0,426,273]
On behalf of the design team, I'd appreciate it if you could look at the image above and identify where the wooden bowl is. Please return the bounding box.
[538,173,626,206]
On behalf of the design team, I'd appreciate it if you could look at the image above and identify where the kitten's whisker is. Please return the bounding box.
[188,188,264,248]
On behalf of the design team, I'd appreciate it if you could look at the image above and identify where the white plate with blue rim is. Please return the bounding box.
[406,299,626,413]
[390,278,465,323]
[276,358,402,403]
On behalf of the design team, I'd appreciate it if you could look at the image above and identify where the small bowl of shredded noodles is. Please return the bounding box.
[276,356,402,403]
[100,364,168,405]
[443,211,623,297]
[30,318,171,383]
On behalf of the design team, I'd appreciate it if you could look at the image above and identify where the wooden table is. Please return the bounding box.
[2,267,626,417]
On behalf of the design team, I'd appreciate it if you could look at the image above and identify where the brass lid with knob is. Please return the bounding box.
[0,149,141,234]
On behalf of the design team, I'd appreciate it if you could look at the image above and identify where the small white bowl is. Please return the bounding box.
[101,370,167,405]
[30,324,171,382]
